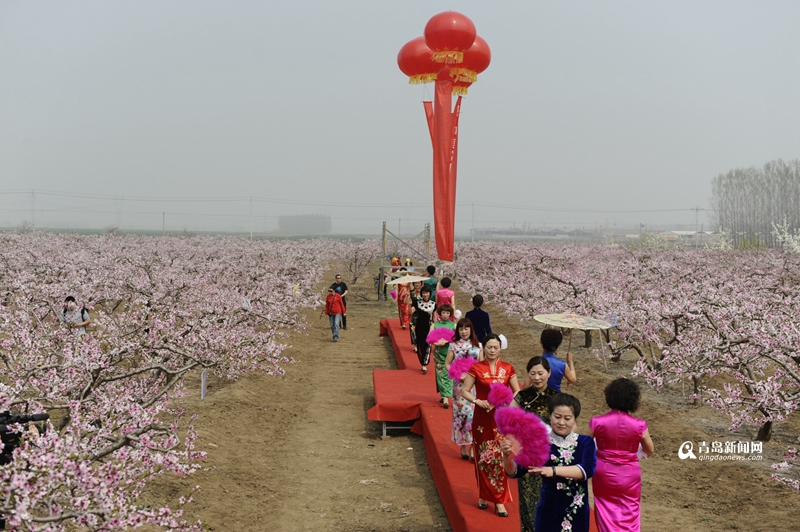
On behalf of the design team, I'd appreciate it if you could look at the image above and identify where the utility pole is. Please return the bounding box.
[693,206,701,247]
[162,212,165,235]
[425,223,431,260]
[250,197,253,240]
[380,222,387,304]
[471,202,475,242]
[31,189,35,233]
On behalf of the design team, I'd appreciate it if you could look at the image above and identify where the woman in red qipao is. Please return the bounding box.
[460,333,520,517]
[396,269,411,330]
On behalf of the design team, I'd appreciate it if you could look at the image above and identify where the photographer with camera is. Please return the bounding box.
[0,411,49,529]
[59,296,90,336]
[0,411,49,465]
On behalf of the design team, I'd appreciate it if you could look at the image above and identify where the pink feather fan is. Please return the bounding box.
[390,289,397,300]
[494,407,551,468]
[487,382,514,408]
[448,357,478,381]
[426,327,455,344]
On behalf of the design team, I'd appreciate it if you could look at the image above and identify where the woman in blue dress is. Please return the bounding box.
[502,393,596,532]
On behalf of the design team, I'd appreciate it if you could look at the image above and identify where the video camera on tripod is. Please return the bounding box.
[0,411,50,466]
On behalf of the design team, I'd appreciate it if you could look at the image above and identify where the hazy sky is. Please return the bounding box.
[1,1,798,234]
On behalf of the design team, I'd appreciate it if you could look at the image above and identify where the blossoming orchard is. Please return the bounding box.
[0,233,358,530]
[1,232,799,531]
[453,242,800,492]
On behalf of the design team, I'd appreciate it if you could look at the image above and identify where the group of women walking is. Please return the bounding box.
[398,274,655,531]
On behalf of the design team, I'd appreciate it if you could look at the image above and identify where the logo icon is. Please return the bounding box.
[678,441,697,460]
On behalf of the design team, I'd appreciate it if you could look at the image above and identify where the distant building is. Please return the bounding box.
[278,215,332,234]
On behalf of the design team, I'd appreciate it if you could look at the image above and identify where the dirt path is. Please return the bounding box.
[148,276,450,531]
[146,277,799,532]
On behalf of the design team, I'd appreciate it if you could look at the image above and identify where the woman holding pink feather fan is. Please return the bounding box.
[430,304,457,408]
[508,356,557,532]
[445,318,483,460]
[460,333,520,517]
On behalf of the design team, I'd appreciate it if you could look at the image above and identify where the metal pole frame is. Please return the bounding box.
[380,222,387,304]
[380,221,435,304]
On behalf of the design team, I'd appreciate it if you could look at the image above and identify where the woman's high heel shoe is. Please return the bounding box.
[494,506,508,518]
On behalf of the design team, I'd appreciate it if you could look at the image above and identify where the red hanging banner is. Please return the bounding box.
[432,71,454,262]
[450,95,462,211]
[423,92,462,264]
[423,101,434,146]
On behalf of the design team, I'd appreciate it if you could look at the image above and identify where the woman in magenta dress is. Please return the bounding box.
[588,378,654,532]
[460,333,520,517]
[435,277,455,310]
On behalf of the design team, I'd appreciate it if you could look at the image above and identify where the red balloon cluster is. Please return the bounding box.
[397,11,490,95]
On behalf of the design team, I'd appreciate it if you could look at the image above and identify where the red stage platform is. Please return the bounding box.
[370,318,597,532]
[367,319,439,435]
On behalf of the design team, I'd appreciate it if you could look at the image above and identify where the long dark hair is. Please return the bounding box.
[455,318,479,347]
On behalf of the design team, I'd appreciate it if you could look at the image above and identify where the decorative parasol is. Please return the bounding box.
[387,270,420,278]
[533,313,614,331]
[385,275,429,285]
[534,313,614,371]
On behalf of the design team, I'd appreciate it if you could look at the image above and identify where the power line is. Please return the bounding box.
[20,190,430,208]
[469,202,708,214]
[0,189,705,215]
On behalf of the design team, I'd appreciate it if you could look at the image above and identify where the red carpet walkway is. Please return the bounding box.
[368,318,598,532]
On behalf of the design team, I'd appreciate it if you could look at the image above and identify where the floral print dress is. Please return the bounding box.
[450,338,481,445]
[512,430,596,532]
[468,359,517,504]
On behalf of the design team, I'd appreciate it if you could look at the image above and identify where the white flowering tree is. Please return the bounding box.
[0,233,332,530]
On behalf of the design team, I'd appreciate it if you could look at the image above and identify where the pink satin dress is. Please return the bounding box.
[589,410,648,532]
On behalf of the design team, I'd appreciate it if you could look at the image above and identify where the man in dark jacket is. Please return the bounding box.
[329,274,349,329]
[465,294,492,344]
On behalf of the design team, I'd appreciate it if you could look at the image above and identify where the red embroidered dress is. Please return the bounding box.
[468,359,517,503]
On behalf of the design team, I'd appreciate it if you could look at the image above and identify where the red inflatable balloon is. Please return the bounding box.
[424,11,476,64]
[397,36,440,84]
[452,35,491,83]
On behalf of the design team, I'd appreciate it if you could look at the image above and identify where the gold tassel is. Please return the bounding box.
[431,50,464,64]
[452,86,469,96]
[450,68,477,83]
[408,73,437,84]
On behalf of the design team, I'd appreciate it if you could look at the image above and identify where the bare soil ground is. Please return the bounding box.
[147,275,799,532]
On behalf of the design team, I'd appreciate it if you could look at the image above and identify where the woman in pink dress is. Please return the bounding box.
[435,277,455,310]
[588,378,654,532]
